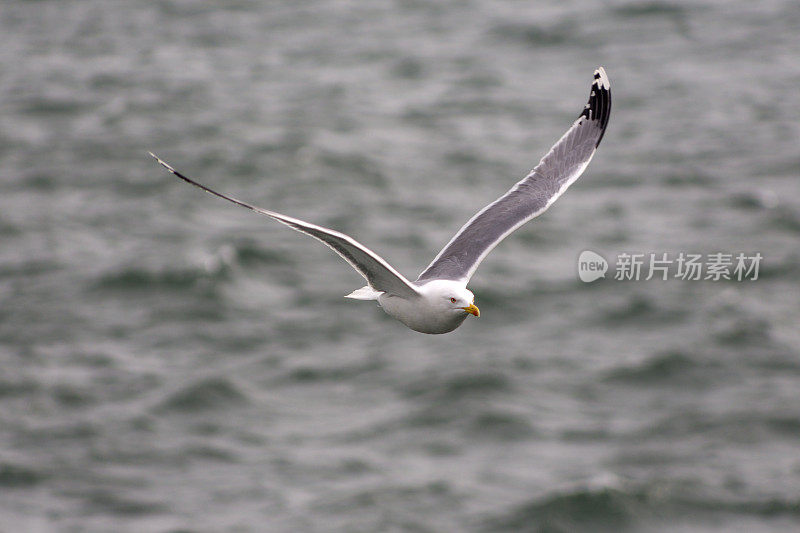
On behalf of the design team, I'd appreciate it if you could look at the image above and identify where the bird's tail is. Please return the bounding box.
[344,285,382,300]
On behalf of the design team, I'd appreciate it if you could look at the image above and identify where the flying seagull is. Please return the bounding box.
[151,67,610,334]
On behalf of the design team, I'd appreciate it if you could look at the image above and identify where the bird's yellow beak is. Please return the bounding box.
[461,303,480,317]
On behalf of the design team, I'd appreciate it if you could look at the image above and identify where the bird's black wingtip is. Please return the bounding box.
[148,151,178,174]
[593,66,610,90]
[579,66,611,146]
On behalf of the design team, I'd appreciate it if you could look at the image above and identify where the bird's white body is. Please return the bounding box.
[376,281,475,334]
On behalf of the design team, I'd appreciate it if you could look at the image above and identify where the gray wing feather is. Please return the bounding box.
[150,154,420,299]
[416,67,611,283]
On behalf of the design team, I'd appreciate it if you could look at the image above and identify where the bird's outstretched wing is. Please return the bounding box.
[150,153,420,299]
[416,67,611,284]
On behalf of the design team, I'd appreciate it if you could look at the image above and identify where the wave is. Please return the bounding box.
[284,358,386,383]
[603,350,704,386]
[82,491,167,517]
[612,2,687,19]
[155,377,249,414]
[466,410,536,441]
[400,370,512,401]
[593,292,685,326]
[482,484,800,532]
[489,20,582,48]
[482,486,644,532]
[93,265,227,292]
[0,462,46,488]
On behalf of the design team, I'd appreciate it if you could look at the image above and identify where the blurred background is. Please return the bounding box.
[1,1,799,531]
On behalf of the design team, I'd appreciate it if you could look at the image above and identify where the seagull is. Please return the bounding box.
[151,67,610,334]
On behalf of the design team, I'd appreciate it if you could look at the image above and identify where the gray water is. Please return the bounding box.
[2,1,800,531]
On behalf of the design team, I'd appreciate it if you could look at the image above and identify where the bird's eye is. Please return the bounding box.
[450,297,457,303]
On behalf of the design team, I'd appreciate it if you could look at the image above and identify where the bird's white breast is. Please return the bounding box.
[378,293,468,334]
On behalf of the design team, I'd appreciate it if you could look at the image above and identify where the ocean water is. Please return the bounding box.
[1,0,799,531]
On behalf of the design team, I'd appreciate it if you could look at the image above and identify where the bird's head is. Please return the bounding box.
[420,280,480,318]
